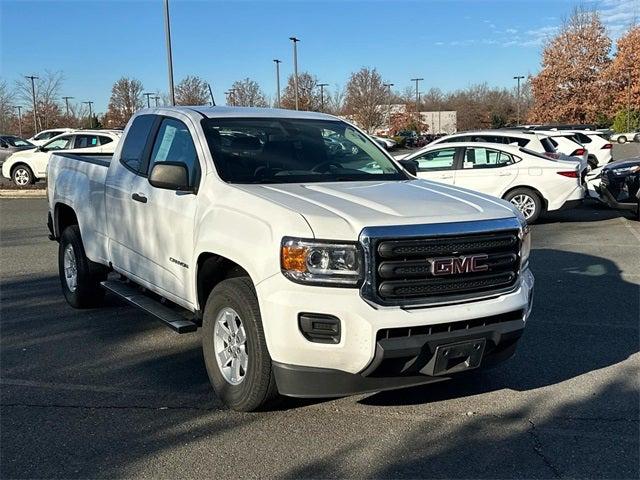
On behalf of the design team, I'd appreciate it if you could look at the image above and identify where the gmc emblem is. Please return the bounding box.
[430,254,489,276]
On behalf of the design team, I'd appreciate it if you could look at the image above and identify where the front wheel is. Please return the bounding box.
[12,165,34,187]
[504,188,543,224]
[618,136,627,144]
[202,277,278,411]
[58,225,106,308]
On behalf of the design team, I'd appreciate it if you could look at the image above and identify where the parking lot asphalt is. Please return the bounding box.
[1,199,639,477]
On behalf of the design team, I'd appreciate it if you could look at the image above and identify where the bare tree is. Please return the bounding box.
[14,71,64,133]
[105,77,144,128]
[0,80,16,133]
[175,75,210,106]
[228,78,268,107]
[280,72,320,111]
[343,67,388,133]
[529,7,611,123]
[324,84,346,116]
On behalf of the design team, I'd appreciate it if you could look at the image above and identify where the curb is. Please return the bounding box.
[0,189,47,198]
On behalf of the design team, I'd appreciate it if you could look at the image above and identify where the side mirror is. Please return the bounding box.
[148,162,191,191]
[399,159,419,176]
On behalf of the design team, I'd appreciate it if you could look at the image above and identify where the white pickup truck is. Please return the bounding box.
[47,106,534,411]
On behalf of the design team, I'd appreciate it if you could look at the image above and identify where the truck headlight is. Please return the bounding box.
[519,224,531,270]
[281,237,363,286]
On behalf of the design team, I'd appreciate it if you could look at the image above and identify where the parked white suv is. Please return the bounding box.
[27,128,74,146]
[2,130,121,186]
[46,106,534,411]
[562,130,613,167]
[430,130,559,158]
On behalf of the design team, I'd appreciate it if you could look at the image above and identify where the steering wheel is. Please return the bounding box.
[311,160,343,173]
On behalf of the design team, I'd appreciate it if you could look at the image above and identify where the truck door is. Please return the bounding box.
[413,147,458,185]
[105,114,157,278]
[454,146,517,197]
[127,115,201,305]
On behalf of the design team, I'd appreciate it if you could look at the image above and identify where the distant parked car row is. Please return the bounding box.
[1,129,122,186]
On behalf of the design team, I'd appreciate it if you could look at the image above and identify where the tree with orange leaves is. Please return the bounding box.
[603,26,640,118]
[529,8,611,124]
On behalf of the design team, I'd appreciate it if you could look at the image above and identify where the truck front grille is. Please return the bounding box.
[364,229,521,307]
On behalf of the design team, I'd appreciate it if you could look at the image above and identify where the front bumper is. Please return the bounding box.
[273,315,525,398]
[256,268,534,395]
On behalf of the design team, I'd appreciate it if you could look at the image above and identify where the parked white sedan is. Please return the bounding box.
[27,128,74,146]
[2,130,121,187]
[400,142,586,223]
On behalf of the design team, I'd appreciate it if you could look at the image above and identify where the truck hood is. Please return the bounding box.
[234,179,517,240]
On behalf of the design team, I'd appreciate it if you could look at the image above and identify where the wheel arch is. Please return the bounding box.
[502,185,548,213]
[196,252,253,315]
[10,162,36,181]
[54,203,78,239]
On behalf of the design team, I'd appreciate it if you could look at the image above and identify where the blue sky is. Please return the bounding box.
[1,0,638,113]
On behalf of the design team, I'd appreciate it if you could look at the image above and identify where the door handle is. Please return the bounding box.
[439,175,454,179]
[498,172,512,176]
[131,193,147,203]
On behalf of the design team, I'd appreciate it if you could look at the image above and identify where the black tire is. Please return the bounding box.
[202,277,278,412]
[618,136,627,144]
[12,164,35,187]
[58,225,106,308]
[504,188,543,224]
[587,155,598,170]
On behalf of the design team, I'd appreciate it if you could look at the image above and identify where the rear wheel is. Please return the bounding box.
[504,188,543,224]
[618,136,627,144]
[202,277,278,411]
[12,165,34,187]
[58,225,107,308]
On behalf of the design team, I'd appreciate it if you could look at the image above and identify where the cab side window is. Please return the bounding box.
[462,147,514,169]
[120,114,156,173]
[148,118,200,188]
[413,148,456,171]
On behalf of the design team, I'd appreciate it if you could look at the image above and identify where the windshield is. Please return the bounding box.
[201,117,405,184]
[2,136,33,147]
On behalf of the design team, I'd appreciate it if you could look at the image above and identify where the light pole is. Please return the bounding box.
[14,105,23,137]
[163,0,175,106]
[154,95,160,107]
[627,70,631,132]
[513,75,525,126]
[383,82,394,134]
[25,75,39,132]
[273,59,282,108]
[62,96,74,117]
[289,37,300,110]
[82,101,94,128]
[410,77,423,126]
[318,83,328,112]
[144,92,154,108]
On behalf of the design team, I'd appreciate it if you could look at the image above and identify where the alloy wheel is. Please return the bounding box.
[213,307,248,385]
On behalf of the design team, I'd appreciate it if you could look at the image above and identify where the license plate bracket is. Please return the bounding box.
[430,339,486,376]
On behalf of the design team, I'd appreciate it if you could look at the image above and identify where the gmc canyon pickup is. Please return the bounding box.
[47,106,534,411]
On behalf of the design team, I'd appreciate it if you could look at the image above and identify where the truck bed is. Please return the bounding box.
[48,151,113,265]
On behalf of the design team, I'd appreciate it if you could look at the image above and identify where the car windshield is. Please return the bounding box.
[2,136,33,147]
[201,117,405,184]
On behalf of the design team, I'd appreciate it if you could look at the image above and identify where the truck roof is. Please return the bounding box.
[144,105,338,121]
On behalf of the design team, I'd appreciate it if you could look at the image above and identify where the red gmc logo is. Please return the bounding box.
[430,254,489,276]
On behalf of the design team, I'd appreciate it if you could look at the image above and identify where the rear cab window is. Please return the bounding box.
[119,115,157,174]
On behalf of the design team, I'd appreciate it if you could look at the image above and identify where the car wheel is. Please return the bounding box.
[617,136,627,144]
[504,188,543,224]
[12,165,34,187]
[58,225,107,308]
[202,277,279,412]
